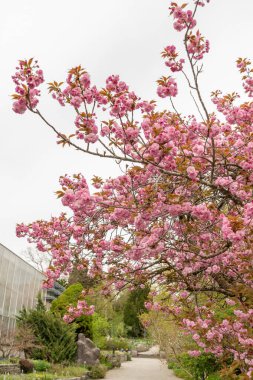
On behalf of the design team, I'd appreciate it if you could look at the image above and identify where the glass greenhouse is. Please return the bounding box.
[0,243,45,335]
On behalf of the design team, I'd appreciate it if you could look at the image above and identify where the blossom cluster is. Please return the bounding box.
[63,300,95,323]
[169,3,197,31]
[237,58,253,97]
[186,31,210,60]
[157,76,178,98]
[12,58,44,114]
[161,45,185,72]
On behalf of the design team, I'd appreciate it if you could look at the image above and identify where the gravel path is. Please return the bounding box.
[105,357,178,380]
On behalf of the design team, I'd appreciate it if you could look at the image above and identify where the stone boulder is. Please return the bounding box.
[77,333,100,366]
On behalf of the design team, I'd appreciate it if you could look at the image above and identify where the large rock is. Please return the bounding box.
[77,333,100,366]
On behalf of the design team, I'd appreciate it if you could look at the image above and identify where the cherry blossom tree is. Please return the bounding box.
[11,1,253,375]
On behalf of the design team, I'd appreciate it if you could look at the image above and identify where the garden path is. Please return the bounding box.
[105,357,178,380]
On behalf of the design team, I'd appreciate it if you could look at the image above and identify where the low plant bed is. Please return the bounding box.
[0,362,88,380]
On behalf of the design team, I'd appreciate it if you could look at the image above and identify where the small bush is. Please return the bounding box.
[167,353,220,380]
[181,353,220,380]
[33,360,51,372]
[88,364,107,379]
[100,354,113,370]
[126,353,132,361]
[112,357,121,368]
[100,353,121,369]
[101,359,114,370]
[19,358,34,373]
[168,361,176,369]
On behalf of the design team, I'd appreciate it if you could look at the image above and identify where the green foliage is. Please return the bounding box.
[109,312,126,338]
[51,283,83,316]
[99,354,114,370]
[123,286,149,337]
[173,368,192,380]
[92,313,110,349]
[17,301,77,363]
[9,357,19,364]
[33,360,51,372]
[51,283,93,339]
[36,293,46,312]
[207,375,221,380]
[168,353,221,380]
[103,338,131,351]
[19,359,34,373]
[214,304,236,322]
[87,364,107,379]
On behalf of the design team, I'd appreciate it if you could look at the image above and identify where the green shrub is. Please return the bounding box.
[99,353,122,369]
[88,364,107,379]
[126,353,132,361]
[99,355,114,370]
[17,301,77,363]
[51,283,93,339]
[168,353,220,380]
[33,360,51,372]
[183,353,219,380]
[19,358,34,373]
[168,361,176,369]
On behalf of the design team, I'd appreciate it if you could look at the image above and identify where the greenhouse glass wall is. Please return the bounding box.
[0,243,45,335]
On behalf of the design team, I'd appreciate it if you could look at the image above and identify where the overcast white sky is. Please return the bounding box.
[1,0,252,257]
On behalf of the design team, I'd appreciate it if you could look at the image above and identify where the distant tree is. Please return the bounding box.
[15,323,43,359]
[21,247,51,272]
[123,287,149,337]
[68,265,95,288]
[0,322,16,358]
